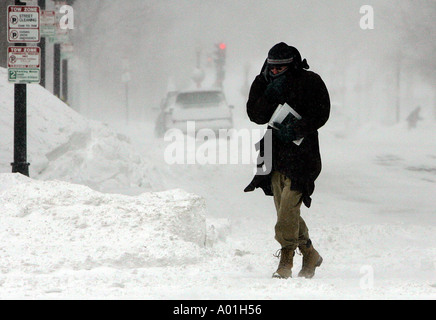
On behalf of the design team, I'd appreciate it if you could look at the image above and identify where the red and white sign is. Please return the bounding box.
[8,47,40,69]
[41,10,56,37]
[8,6,40,43]
[41,10,56,26]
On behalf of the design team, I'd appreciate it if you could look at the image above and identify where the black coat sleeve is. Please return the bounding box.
[293,73,330,137]
[246,75,277,125]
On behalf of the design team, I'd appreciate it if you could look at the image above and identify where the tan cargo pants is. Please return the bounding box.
[271,171,310,250]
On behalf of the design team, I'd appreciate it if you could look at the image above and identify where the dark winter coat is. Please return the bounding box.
[246,68,330,208]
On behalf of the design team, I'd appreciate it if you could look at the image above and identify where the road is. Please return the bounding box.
[113,114,436,299]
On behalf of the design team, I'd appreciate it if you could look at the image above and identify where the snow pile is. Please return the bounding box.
[0,67,163,192]
[0,173,207,274]
[36,122,166,192]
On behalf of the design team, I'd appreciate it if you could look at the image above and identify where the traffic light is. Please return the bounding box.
[215,42,226,66]
[214,42,226,88]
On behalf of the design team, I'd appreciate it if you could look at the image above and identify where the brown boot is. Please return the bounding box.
[272,246,295,279]
[297,240,323,279]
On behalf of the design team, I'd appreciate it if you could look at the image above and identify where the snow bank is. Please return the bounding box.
[0,67,163,192]
[0,173,207,273]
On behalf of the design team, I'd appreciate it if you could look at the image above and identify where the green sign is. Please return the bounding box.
[8,68,40,84]
[41,25,56,37]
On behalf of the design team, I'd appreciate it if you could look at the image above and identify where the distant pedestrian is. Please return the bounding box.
[406,106,423,129]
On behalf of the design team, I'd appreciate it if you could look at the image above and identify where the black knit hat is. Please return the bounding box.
[267,42,310,70]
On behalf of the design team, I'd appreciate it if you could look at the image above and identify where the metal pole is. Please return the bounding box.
[54,43,61,97]
[125,82,129,123]
[394,49,402,124]
[62,58,68,102]
[11,0,30,176]
[11,84,29,176]
[38,0,46,88]
[39,37,46,88]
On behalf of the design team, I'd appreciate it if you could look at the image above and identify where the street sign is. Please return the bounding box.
[40,10,56,37]
[8,69,40,84]
[8,6,40,43]
[49,28,70,44]
[50,1,69,43]
[8,47,40,68]
[55,28,69,43]
[8,47,41,84]
[61,42,74,60]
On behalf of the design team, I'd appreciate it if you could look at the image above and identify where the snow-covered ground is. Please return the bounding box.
[0,68,435,299]
[0,68,164,193]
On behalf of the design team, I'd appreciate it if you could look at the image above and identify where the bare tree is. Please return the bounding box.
[399,1,436,120]
[378,0,436,122]
[72,1,162,119]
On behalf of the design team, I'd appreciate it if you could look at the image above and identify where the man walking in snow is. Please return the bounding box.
[245,43,330,279]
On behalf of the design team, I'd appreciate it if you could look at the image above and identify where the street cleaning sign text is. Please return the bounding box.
[8,6,40,43]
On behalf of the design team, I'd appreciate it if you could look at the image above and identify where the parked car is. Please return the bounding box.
[155,89,234,137]
[154,91,178,137]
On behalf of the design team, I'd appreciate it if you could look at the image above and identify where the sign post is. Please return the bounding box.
[8,1,40,177]
[121,58,131,123]
[52,1,69,100]
[38,0,50,87]
[61,42,73,102]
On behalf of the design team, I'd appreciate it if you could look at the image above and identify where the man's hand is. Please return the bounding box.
[273,122,298,143]
[264,76,287,105]
[244,174,269,192]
